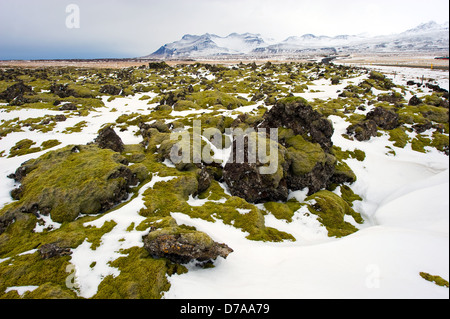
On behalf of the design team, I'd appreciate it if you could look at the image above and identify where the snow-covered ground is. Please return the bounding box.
[164,66,450,299]
[1,65,448,299]
[165,116,449,299]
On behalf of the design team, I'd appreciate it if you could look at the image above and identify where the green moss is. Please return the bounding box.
[332,146,366,162]
[0,252,74,299]
[388,127,410,148]
[285,135,327,176]
[93,247,186,299]
[41,139,62,151]
[8,139,41,158]
[187,90,252,109]
[411,134,432,153]
[419,272,449,288]
[430,131,449,154]
[2,145,135,223]
[340,185,362,207]
[419,104,449,123]
[62,121,88,134]
[306,190,363,238]
[263,199,301,222]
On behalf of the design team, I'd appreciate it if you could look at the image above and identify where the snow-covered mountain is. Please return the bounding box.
[143,21,449,59]
[147,33,272,58]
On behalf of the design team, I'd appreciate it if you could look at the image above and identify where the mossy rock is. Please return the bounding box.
[187,90,251,109]
[2,145,138,223]
[285,135,327,176]
[93,247,185,299]
[306,190,363,237]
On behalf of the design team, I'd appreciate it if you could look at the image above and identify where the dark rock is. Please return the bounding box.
[0,82,35,105]
[426,83,449,94]
[58,103,78,111]
[377,92,404,104]
[346,120,378,141]
[143,229,233,264]
[407,80,420,86]
[197,166,212,194]
[99,85,122,96]
[53,114,67,122]
[259,97,334,151]
[50,83,76,98]
[366,107,399,130]
[287,160,336,195]
[409,95,423,106]
[413,121,432,134]
[223,134,289,203]
[38,243,72,260]
[148,62,170,69]
[94,126,125,153]
[0,211,16,235]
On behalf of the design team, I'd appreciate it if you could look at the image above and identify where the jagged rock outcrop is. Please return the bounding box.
[346,120,378,141]
[259,97,334,151]
[365,107,400,130]
[94,126,125,153]
[223,132,289,203]
[223,97,345,202]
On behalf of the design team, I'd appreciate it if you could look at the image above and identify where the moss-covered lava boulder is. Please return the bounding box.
[143,226,233,264]
[3,145,142,224]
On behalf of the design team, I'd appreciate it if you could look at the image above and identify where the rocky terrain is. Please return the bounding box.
[0,60,448,299]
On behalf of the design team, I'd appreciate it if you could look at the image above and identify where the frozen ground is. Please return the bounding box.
[164,67,450,299]
[1,64,448,299]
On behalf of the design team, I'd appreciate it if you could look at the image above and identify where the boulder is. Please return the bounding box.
[50,83,76,98]
[366,107,399,130]
[284,135,336,195]
[197,165,212,194]
[223,132,289,203]
[346,120,378,141]
[38,243,72,260]
[4,145,138,223]
[408,95,423,106]
[143,228,233,264]
[58,103,78,111]
[94,126,125,153]
[99,85,122,96]
[259,97,334,151]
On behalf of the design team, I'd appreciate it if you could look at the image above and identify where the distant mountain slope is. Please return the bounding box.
[142,21,449,59]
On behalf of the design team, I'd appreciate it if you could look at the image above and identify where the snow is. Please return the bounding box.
[0,64,448,299]
[69,174,177,298]
[5,286,39,296]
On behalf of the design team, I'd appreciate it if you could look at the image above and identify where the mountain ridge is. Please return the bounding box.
[142,21,449,59]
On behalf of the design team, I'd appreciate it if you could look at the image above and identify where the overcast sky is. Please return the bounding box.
[0,0,448,59]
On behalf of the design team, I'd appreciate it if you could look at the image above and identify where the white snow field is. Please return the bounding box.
[0,64,448,299]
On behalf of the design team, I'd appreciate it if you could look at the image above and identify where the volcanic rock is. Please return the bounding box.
[38,243,72,260]
[143,228,233,264]
[366,107,400,130]
[259,97,334,151]
[409,95,423,106]
[94,126,125,153]
[346,120,378,141]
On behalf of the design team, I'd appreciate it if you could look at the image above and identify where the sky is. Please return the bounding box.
[0,0,449,59]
